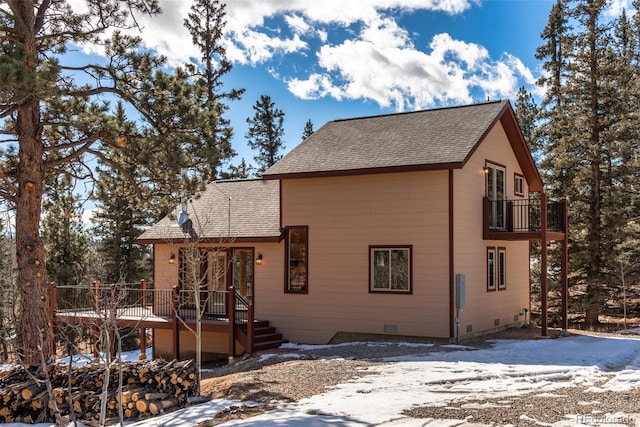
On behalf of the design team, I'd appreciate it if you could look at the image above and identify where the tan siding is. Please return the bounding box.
[259,171,451,344]
[453,122,530,336]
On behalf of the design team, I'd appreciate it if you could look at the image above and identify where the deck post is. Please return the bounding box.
[92,281,100,358]
[228,286,236,360]
[540,193,548,337]
[93,280,100,310]
[246,304,254,354]
[109,283,117,358]
[561,199,569,334]
[50,282,57,356]
[139,279,147,359]
[172,285,180,360]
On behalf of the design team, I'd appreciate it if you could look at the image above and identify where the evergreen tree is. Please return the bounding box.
[302,119,314,141]
[220,158,255,179]
[42,175,91,287]
[535,0,640,327]
[184,0,244,181]
[92,103,151,283]
[0,1,232,362]
[246,95,286,174]
[0,216,17,361]
[514,86,541,159]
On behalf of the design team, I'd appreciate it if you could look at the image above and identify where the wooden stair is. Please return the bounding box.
[252,320,287,352]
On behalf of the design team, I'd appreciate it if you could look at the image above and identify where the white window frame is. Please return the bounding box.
[487,247,496,292]
[514,173,525,197]
[498,247,506,290]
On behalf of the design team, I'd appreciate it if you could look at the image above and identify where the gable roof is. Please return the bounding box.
[137,179,281,244]
[264,100,543,192]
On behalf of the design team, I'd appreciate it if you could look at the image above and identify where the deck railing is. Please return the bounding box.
[484,197,566,234]
[55,280,174,320]
[53,281,249,323]
[175,288,229,321]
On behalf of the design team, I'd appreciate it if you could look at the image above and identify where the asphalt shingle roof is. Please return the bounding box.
[137,179,280,242]
[264,100,509,178]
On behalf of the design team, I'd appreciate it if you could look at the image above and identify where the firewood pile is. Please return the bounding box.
[0,358,201,425]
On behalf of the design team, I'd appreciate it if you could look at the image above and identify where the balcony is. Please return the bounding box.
[483,195,567,241]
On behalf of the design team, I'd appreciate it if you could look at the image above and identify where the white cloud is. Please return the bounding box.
[287,19,542,111]
[65,0,535,111]
[285,14,311,35]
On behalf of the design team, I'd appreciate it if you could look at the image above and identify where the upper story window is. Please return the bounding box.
[514,173,525,197]
[370,246,412,293]
[286,226,308,293]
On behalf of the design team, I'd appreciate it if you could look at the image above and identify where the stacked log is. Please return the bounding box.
[0,358,200,425]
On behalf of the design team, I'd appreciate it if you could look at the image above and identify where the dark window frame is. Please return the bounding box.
[285,226,309,294]
[369,245,413,294]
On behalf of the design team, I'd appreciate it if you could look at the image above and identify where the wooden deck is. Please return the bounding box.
[51,282,256,359]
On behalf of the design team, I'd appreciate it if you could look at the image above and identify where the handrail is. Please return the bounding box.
[484,197,566,233]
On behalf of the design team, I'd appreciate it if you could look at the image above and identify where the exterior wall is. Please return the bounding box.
[268,171,451,344]
[453,122,530,337]
[153,329,240,361]
[151,241,284,358]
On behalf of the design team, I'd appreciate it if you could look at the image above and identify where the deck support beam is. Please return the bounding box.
[540,194,548,337]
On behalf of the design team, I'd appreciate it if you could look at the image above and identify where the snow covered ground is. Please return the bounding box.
[5,330,640,427]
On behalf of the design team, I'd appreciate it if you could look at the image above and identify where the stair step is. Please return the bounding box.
[253,333,282,344]
[253,339,287,352]
[254,326,276,335]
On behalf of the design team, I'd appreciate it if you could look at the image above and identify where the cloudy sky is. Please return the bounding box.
[75,0,628,167]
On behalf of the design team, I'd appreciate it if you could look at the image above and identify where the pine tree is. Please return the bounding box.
[42,175,91,287]
[246,95,286,174]
[0,1,232,362]
[184,0,244,181]
[220,158,256,179]
[92,103,151,283]
[535,0,640,327]
[302,119,314,141]
[514,86,541,159]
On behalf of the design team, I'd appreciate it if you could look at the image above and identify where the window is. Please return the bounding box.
[286,227,308,293]
[498,247,506,290]
[514,173,525,197]
[487,247,496,291]
[370,246,412,293]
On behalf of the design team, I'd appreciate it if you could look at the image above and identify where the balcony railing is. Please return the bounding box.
[483,196,567,235]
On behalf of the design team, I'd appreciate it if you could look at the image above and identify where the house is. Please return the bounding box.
[53,100,568,361]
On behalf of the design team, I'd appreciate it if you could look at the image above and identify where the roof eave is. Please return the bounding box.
[460,101,544,192]
[263,162,464,180]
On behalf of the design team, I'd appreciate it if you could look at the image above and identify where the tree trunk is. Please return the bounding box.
[584,305,600,330]
[14,0,53,365]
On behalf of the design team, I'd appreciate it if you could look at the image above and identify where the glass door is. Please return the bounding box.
[232,249,254,304]
[486,163,506,229]
[208,252,227,314]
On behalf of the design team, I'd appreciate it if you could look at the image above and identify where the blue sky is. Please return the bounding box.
[67,0,631,170]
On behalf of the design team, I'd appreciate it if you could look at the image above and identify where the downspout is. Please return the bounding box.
[449,170,455,339]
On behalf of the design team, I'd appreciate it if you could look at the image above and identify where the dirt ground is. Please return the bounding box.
[195,325,615,426]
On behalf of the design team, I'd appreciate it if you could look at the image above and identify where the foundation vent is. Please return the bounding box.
[383,324,398,333]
